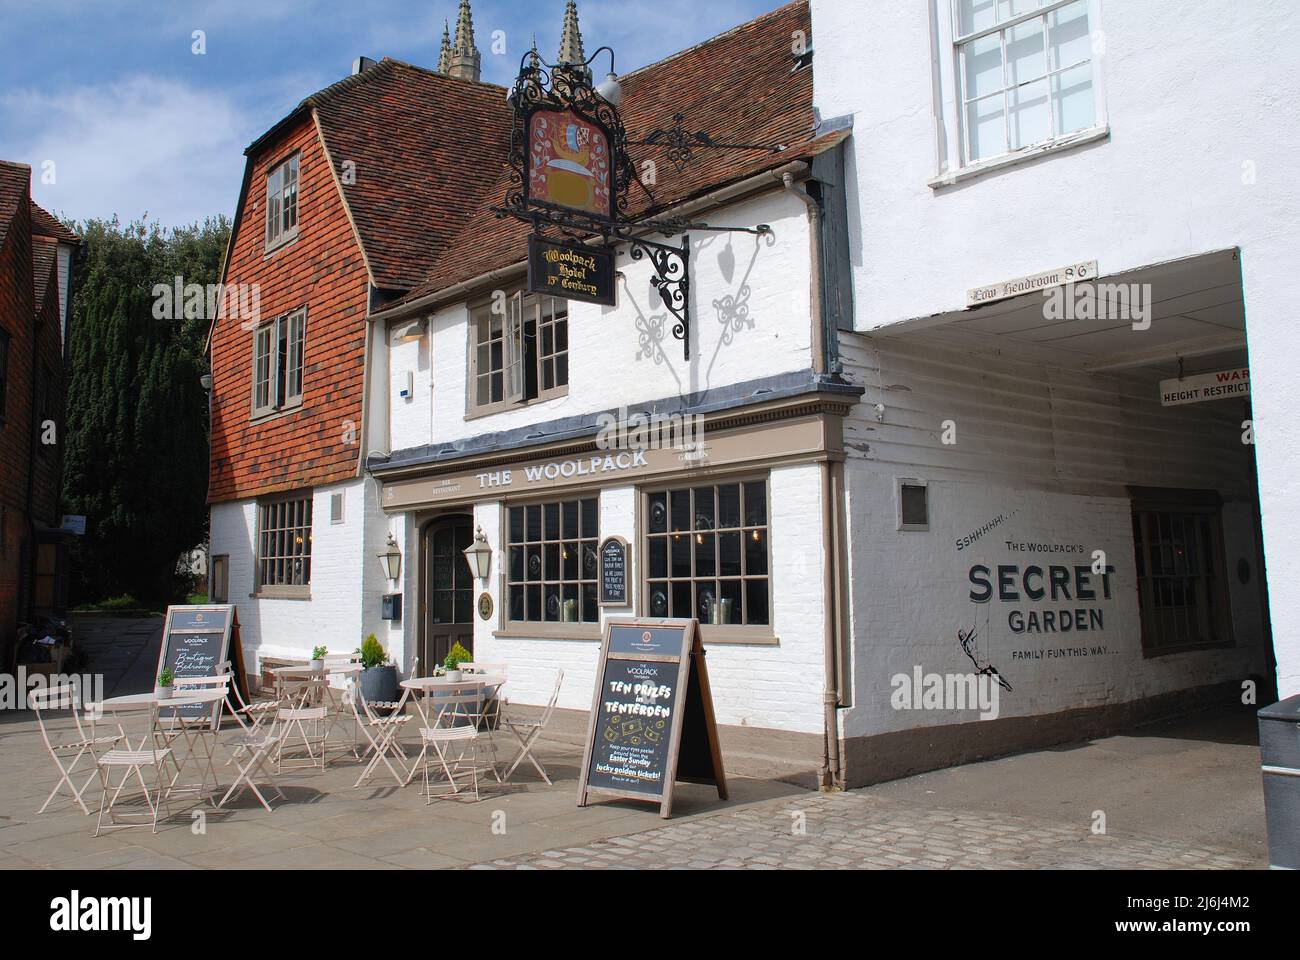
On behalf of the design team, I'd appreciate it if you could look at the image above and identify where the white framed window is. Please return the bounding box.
[467,291,568,416]
[265,153,300,251]
[256,495,312,596]
[936,0,1104,181]
[251,308,306,418]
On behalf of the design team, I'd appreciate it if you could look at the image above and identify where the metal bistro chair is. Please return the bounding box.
[158,673,230,802]
[461,662,508,730]
[414,685,490,803]
[221,663,282,764]
[347,679,412,787]
[501,669,564,786]
[218,687,286,813]
[273,705,330,773]
[92,703,174,836]
[28,684,123,815]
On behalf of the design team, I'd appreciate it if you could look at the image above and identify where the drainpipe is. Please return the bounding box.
[783,170,843,789]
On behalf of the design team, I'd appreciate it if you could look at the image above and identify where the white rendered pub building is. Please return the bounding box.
[208,0,1290,788]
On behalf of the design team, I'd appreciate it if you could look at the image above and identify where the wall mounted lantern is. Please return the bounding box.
[377,532,402,582]
[462,525,493,581]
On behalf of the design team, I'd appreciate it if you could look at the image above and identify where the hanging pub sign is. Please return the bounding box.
[526,108,615,221]
[527,235,616,306]
[578,617,727,818]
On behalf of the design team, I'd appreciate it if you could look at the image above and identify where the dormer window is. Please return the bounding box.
[265,153,300,252]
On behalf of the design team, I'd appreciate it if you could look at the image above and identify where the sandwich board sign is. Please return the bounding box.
[577,617,727,818]
[154,604,248,719]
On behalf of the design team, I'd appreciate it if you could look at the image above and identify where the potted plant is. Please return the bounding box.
[356,634,398,703]
[443,641,472,683]
[156,668,175,700]
[310,645,328,672]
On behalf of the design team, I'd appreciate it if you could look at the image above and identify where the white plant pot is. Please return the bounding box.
[310,659,325,672]
[155,685,173,700]
[445,670,463,683]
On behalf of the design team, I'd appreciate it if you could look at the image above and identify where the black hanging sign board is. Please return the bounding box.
[577,617,727,818]
[598,536,628,606]
[527,236,617,307]
[154,605,247,718]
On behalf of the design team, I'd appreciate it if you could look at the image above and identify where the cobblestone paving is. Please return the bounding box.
[466,791,1257,870]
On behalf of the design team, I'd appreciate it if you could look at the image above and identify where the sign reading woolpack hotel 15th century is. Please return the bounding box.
[528,236,616,306]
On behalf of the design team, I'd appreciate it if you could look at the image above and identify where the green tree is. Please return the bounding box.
[62,215,230,606]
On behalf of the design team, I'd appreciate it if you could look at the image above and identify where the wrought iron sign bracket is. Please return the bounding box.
[627,235,691,361]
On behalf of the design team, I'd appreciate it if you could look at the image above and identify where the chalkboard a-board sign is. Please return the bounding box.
[154,605,247,719]
[598,536,628,606]
[577,618,727,818]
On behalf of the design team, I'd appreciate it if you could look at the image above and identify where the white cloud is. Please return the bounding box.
[2,75,254,226]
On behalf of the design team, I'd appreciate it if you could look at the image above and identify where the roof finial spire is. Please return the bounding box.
[557,0,591,81]
[447,0,481,82]
[437,19,452,74]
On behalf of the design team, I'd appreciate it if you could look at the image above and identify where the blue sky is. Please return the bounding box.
[0,0,785,228]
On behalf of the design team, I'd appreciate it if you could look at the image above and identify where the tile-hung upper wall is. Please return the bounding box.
[209,115,370,503]
[386,190,813,453]
[467,463,829,734]
[838,333,1267,739]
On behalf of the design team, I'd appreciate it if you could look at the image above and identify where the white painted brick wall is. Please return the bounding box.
[841,469,1268,739]
[389,190,813,454]
[210,479,370,670]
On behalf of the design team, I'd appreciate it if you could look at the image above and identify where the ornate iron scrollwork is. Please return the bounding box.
[497,45,777,364]
[629,235,690,361]
[627,113,787,173]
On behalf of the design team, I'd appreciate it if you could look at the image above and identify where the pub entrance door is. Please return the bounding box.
[421,515,474,675]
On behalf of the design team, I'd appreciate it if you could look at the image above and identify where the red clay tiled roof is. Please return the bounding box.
[32,237,57,316]
[30,202,78,244]
[392,0,819,307]
[305,60,514,291]
[0,161,30,250]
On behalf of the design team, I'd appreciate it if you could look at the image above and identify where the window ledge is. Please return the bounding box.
[698,629,780,646]
[251,590,312,601]
[249,402,303,426]
[929,126,1110,190]
[263,230,300,259]
[493,625,602,641]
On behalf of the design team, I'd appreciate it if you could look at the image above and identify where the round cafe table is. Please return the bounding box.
[398,675,505,726]
[87,689,228,802]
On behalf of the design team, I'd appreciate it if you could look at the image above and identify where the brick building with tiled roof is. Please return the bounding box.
[0,162,78,668]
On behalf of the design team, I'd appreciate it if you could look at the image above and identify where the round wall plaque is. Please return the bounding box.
[477,592,494,621]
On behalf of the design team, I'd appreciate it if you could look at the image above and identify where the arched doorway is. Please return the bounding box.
[420,515,474,675]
